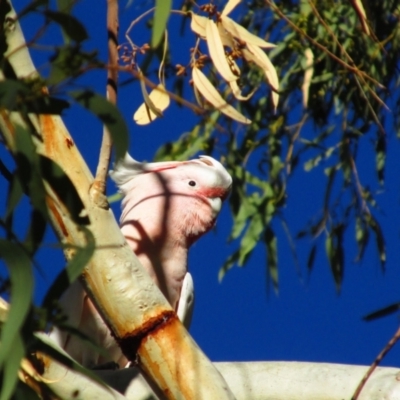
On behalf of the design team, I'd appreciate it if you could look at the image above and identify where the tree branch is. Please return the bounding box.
[0,3,235,399]
[91,0,119,206]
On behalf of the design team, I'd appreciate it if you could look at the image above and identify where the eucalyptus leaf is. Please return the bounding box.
[70,90,129,161]
[152,0,171,48]
[42,227,95,308]
[45,11,88,43]
[0,241,33,373]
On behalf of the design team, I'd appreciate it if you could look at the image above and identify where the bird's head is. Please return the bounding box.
[110,154,232,243]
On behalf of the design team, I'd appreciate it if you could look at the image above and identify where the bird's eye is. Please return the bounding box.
[188,180,196,187]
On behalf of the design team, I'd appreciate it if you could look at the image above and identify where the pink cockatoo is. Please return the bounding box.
[49,154,232,367]
[110,154,232,318]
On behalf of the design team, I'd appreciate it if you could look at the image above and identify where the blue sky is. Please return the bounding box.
[3,0,400,370]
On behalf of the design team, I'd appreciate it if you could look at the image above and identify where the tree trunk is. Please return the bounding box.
[0,2,235,399]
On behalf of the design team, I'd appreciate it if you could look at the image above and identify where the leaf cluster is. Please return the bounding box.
[156,0,400,289]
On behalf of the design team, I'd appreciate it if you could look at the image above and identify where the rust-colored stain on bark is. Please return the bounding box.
[66,137,74,149]
[116,310,177,360]
[46,195,69,238]
[40,115,59,157]
[40,115,74,157]
[34,353,49,374]
[139,316,193,399]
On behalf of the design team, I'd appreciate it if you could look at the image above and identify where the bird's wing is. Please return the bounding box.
[176,272,195,329]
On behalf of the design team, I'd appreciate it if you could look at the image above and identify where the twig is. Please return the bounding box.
[285,113,308,174]
[125,7,155,51]
[91,0,119,207]
[352,324,400,400]
[307,0,388,112]
[265,0,385,90]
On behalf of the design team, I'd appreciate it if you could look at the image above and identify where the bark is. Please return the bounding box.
[0,2,235,399]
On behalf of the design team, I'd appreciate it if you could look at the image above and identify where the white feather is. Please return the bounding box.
[176,272,195,329]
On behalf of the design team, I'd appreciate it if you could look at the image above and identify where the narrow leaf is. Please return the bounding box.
[217,22,235,47]
[0,242,33,368]
[70,90,129,161]
[189,12,207,38]
[24,209,47,255]
[45,11,88,43]
[221,16,276,48]
[363,303,400,321]
[221,0,241,16]
[350,0,371,36]
[229,79,257,101]
[307,244,317,273]
[39,155,89,225]
[0,333,24,400]
[14,125,48,218]
[301,48,314,108]
[134,83,170,125]
[375,135,386,185]
[244,43,279,110]
[369,216,386,268]
[42,227,95,308]
[152,0,171,48]
[206,19,238,82]
[192,67,251,124]
[265,228,278,292]
[5,174,23,220]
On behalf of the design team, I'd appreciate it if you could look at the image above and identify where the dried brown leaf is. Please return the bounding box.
[302,48,314,108]
[192,67,251,124]
[206,19,238,82]
[221,16,276,49]
[134,83,170,125]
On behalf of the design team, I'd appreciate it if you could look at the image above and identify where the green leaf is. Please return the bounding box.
[0,242,33,364]
[230,195,258,240]
[45,11,88,43]
[363,303,400,321]
[70,90,129,161]
[265,227,278,291]
[16,0,48,20]
[24,209,47,255]
[355,216,369,262]
[368,215,386,269]
[325,225,344,292]
[13,380,41,400]
[39,156,89,225]
[48,46,99,85]
[0,80,29,110]
[152,0,171,48]
[238,213,264,265]
[218,250,240,282]
[43,227,95,308]
[307,244,317,272]
[14,125,48,218]
[375,134,386,185]
[5,173,23,220]
[0,333,24,400]
[0,80,69,114]
[0,242,33,394]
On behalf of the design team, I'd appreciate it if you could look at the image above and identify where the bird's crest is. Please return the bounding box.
[110,154,232,190]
